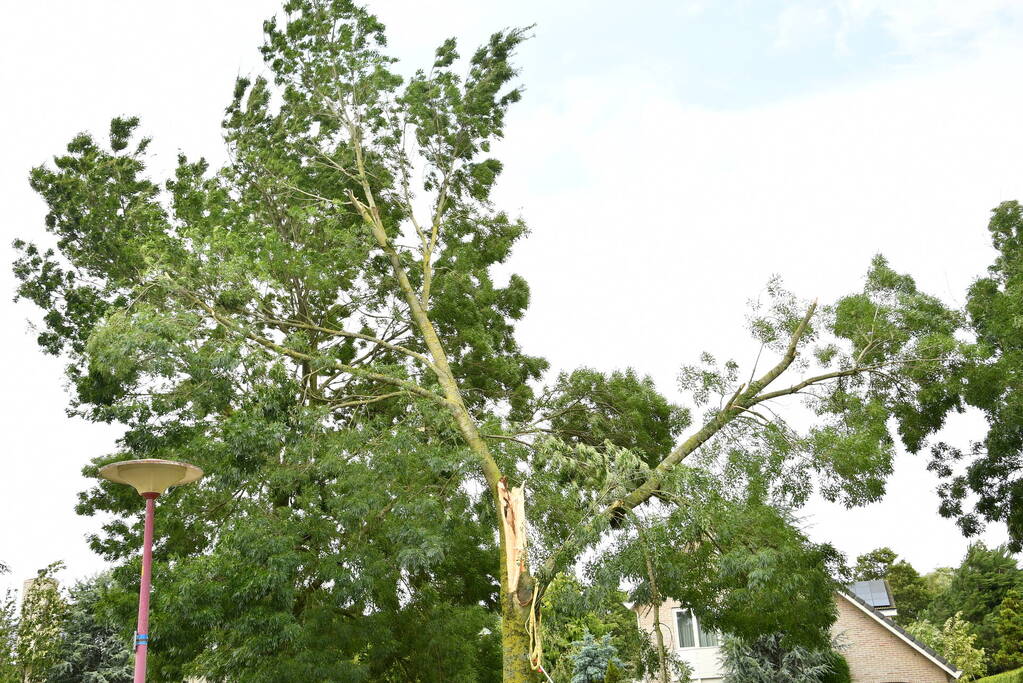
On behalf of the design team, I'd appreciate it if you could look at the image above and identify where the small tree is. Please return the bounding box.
[16,563,68,683]
[571,632,623,683]
[906,613,986,681]
[993,588,1023,672]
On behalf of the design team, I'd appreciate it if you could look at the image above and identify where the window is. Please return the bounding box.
[675,609,719,649]
[697,619,719,647]
[676,610,695,648]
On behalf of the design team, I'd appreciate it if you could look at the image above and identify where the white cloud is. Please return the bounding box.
[836,0,1023,58]
[772,2,836,52]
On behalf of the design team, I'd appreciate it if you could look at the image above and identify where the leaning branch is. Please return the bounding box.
[522,303,827,584]
[345,135,504,491]
[744,301,818,396]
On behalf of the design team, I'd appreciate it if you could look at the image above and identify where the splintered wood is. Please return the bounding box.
[498,477,527,596]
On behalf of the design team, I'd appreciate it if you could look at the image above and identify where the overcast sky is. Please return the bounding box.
[3,0,1023,593]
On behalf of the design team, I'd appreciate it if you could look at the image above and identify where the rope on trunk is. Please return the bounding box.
[526,591,554,682]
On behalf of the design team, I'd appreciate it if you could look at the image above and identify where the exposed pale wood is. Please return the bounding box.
[499,477,527,598]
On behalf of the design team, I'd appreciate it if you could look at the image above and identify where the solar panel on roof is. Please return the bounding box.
[847,580,893,608]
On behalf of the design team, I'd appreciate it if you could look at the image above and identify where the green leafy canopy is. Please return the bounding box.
[930,200,1023,551]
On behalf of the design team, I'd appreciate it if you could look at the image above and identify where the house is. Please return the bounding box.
[634,580,961,682]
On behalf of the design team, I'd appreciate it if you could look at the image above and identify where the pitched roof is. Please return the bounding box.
[836,588,961,680]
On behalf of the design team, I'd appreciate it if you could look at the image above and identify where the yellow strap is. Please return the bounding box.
[526,592,553,681]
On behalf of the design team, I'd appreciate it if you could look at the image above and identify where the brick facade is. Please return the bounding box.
[634,594,958,683]
[833,593,955,683]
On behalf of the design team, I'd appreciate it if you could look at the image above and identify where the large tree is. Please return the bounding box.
[13,1,965,680]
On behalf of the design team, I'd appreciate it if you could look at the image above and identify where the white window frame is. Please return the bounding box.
[672,607,720,650]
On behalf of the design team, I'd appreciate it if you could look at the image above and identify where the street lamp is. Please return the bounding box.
[99,459,203,683]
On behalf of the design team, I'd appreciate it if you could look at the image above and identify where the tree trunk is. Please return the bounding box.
[646,562,669,683]
[497,494,539,682]
[652,603,669,683]
[501,587,538,682]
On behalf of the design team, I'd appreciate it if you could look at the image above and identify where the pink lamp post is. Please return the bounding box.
[99,459,203,683]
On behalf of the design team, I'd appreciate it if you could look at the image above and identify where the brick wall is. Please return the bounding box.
[831,595,953,683]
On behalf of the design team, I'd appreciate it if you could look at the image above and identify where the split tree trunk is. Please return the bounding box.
[351,156,543,682]
[497,480,539,682]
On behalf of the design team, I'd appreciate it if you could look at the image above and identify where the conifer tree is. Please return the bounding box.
[993,588,1023,672]
[47,573,133,683]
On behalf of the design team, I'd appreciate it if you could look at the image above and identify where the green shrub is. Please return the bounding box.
[604,661,627,683]
[819,652,852,683]
[975,667,1023,683]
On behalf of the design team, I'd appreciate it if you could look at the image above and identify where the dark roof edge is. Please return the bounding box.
[836,588,961,679]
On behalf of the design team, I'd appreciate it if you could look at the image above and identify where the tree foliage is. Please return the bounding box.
[930,200,1023,550]
[993,588,1023,672]
[539,575,652,681]
[545,368,691,468]
[0,572,17,683]
[884,560,932,623]
[47,573,133,683]
[569,632,623,683]
[818,652,852,683]
[906,613,987,681]
[924,567,955,600]
[16,563,68,683]
[852,547,897,580]
[925,543,1022,657]
[0,569,152,683]
[12,0,970,679]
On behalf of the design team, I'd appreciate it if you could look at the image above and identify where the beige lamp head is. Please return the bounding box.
[98,459,203,496]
